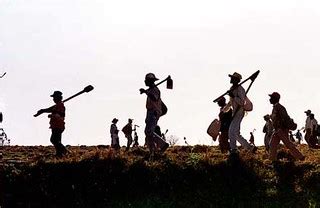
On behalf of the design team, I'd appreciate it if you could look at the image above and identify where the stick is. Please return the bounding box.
[34,85,94,117]
[213,70,260,103]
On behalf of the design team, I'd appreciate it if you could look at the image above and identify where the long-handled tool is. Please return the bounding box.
[0,72,6,78]
[34,85,94,117]
[213,70,260,103]
[140,75,173,94]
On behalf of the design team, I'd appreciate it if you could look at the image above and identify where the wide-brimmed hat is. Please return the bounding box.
[304,110,311,114]
[228,72,242,80]
[112,118,119,123]
[50,91,63,98]
[264,114,270,120]
[145,73,159,81]
[269,92,281,100]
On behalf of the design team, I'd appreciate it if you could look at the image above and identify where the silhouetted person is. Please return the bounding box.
[140,73,169,156]
[227,72,256,154]
[289,131,295,143]
[268,92,305,162]
[308,114,320,148]
[304,109,312,146]
[122,119,133,151]
[249,132,255,146]
[35,91,67,157]
[263,114,274,152]
[295,130,303,144]
[217,97,232,153]
[110,118,120,150]
[133,125,139,147]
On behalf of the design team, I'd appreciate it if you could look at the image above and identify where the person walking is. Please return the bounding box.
[304,109,313,146]
[140,73,169,156]
[110,118,120,150]
[35,91,67,157]
[249,131,255,146]
[268,92,305,162]
[263,114,274,152]
[308,114,320,148]
[227,72,256,154]
[295,130,303,144]
[216,97,232,153]
[122,119,133,151]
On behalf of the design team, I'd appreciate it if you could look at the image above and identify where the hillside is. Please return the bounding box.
[1,145,320,208]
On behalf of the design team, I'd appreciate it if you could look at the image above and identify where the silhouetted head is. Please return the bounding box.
[50,91,63,103]
[145,73,159,87]
[305,110,311,116]
[128,118,133,124]
[217,97,226,107]
[112,118,118,124]
[229,72,242,85]
[264,114,270,121]
[269,92,280,105]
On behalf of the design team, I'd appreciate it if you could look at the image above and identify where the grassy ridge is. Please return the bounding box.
[2,145,320,208]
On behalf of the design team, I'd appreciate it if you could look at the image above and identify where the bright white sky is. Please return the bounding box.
[1,0,320,146]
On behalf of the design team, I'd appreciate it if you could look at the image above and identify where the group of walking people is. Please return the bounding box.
[35,71,317,163]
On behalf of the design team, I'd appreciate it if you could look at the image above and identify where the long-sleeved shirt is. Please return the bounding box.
[229,85,246,115]
[49,102,65,130]
[146,86,162,115]
[271,103,289,130]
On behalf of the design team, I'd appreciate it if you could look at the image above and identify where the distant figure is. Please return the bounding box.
[227,72,256,154]
[295,130,303,144]
[249,132,255,146]
[132,125,139,147]
[217,97,232,153]
[263,114,274,152]
[140,73,169,156]
[0,128,7,146]
[289,131,295,143]
[184,137,189,146]
[268,92,304,162]
[110,118,120,150]
[304,110,312,146]
[308,114,320,148]
[35,91,67,157]
[122,119,133,151]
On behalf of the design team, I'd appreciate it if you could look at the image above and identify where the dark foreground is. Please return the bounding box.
[1,145,320,208]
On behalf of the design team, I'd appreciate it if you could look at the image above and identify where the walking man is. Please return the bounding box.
[110,118,120,150]
[295,130,303,144]
[122,119,133,151]
[308,114,320,148]
[304,110,312,146]
[35,91,67,157]
[140,73,169,156]
[263,114,274,152]
[268,92,305,162]
[227,72,256,154]
[217,97,232,153]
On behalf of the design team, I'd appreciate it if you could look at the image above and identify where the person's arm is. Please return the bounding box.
[35,106,54,116]
[140,88,160,101]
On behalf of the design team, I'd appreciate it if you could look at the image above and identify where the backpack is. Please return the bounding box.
[284,117,297,131]
[243,96,253,112]
[160,100,168,117]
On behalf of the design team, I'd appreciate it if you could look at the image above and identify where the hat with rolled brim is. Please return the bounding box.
[264,114,270,119]
[228,72,242,80]
[112,118,119,123]
[269,92,281,100]
[304,110,311,114]
[50,91,63,97]
[145,73,159,81]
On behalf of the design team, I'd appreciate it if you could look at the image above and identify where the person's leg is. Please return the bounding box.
[50,130,59,155]
[219,131,230,153]
[145,111,157,153]
[269,130,281,161]
[305,129,311,146]
[280,129,305,160]
[51,129,65,156]
[264,134,270,152]
[229,110,251,151]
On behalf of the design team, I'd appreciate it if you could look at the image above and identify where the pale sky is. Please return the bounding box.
[1,0,320,146]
